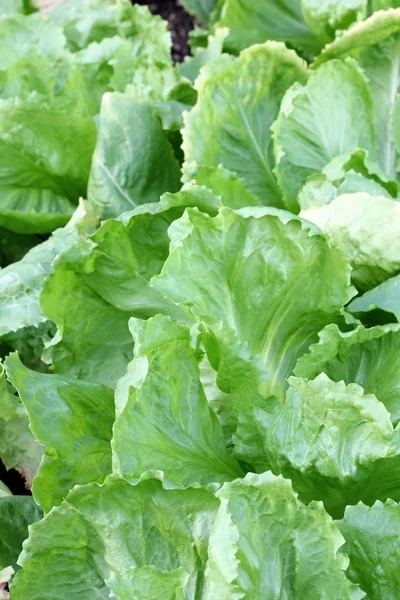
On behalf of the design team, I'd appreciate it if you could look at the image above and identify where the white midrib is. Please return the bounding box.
[385,48,400,180]
[236,98,281,197]
[98,161,136,209]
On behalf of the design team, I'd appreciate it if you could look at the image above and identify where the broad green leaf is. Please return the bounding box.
[314,9,400,180]
[0,483,10,497]
[298,149,397,209]
[0,46,104,117]
[72,36,131,112]
[124,61,196,131]
[199,353,234,446]
[255,373,398,517]
[73,37,192,124]
[0,99,97,234]
[107,566,188,600]
[298,173,338,209]
[294,323,400,424]
[0,14,66,68]
[348,273,400,322]
[302,193,400,291]
[0,327,49,387]
[302,0,367,45]
[183,42,308,208]
[40,187,227,385]
[179,28,228,84]
[48,0,171,60]
[0,362,42,487]
[88,92,181,219]
[5,353,114,512]
[337,500,400,598]
[211,0,320,56]
[0,51,60,105]
[321,148,398,196]
[206,472,363,599]
[182,163,262,208]
[11,475,219,600]
[0,322,55,373]
[0,415,42,490]
[372,0,400,8]
[182,0,217,25]
[273,58,376,212]
[154,207,354,404]
[0,201,97,338]
[11,502,109,600]
[112,315,243,486]
[314,8,400,66]
[0,495,42,570]
[78,187,222,317]
[153,207,354,469]
[0,0,34,15]
[40,243,134,387]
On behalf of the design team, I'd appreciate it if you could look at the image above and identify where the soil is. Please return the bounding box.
[134,0,195,62]
[0,459,31,495]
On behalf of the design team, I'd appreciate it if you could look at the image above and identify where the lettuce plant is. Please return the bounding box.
[2,1,400,599]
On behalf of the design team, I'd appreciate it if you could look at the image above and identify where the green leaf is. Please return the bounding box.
[0,361,42,487]
[298,149,398,210]
[40,187,226,386]
[206,472,364,599]
[179,28,228,84]
[182,0,217,25]
[0,46,104,118]
[0,99,97,234]
[40,244,134,387]
[77,187,222,316]
[255,374,397,517]
[337,500,400,598]
[183,42,308,208]
[112,315,243,486]
[0,201,97,338]
[314,8,400,66]
[5,353,114,512]
[153,207,354,469]
[11,501,109,600]
[298,173,339,209]
[313,9,400,180]
[124,61,196,132]
[48,0,171,60]
[211,0,320,56]
[88,92,181,220]
[182,163,262,208]
[295,323,400,424]
[0,0,32,15]
[199,353,233,446]
[348,273,400,322]
[107,566,189,600]
[0,495,42,571]
[0,483,10,497]
[301,193,400,291]
[154,207,354,403]
[273,58,376,212]
[11,475,219,600]
[0,14,66,68]
[371,0,400,8]
[0,322,55,373]
[302,0,367,45]
[322,148,398,196]
[0,51,54,103]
